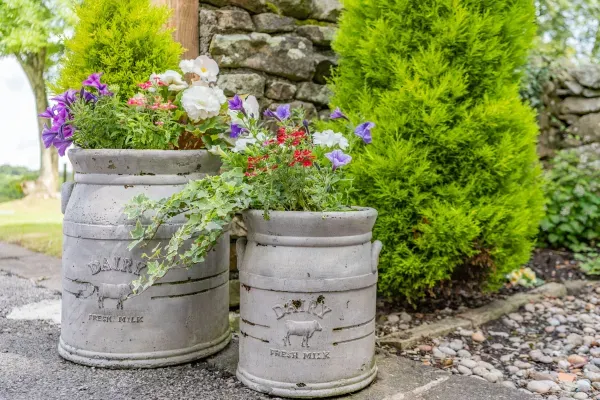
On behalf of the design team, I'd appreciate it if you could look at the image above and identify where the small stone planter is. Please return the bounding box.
[236,208,382,398]
[59,149,230,368]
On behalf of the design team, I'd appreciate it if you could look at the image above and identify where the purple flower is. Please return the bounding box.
[263,109,277,119]
[82,72,112,96]
[330,108,348,120]
[275,104,291,120]
[354,122,375,144]
[41,125,57,148]
[53,138,73,156]
[80,88,98,103]
[325,149,352,170]
[230,123,245,138]
[228,95,244,112]
[51,89,77,106]
[39,106,55,119]
[264,104,291,121]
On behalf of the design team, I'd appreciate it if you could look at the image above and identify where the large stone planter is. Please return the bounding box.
[236,208,382,398]
[59,149,231,368]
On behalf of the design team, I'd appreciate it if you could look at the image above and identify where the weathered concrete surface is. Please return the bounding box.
[0,242,61,293]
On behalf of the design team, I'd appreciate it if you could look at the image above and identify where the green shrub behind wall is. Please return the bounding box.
[331,0,545,301]
[53,0,183,100]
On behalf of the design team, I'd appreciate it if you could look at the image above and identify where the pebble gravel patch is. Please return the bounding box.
[399,284,600,399]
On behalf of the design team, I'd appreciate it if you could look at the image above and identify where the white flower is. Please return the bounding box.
[231,131,266,153]
[159,70,188,91]
[179,55,219,83]
[313,130,349,150]
[232,137,257,153]
[181,85,226,122]
[229,95,260,125]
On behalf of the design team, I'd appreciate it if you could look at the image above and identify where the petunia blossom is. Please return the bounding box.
[313,130,349,150]
[229,95,259,125]
[51,89,77,106]
[228,95,244,112]
[82,73,112,96]
[354,122,375,144]
[325,149,352,170]
[264,104,291,121]
[230,123,245,138]
[231,137,257,153]
[330,107,348,120]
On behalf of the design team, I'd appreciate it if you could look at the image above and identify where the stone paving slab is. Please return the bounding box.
[208,339,535,400]
[0,242,61,293]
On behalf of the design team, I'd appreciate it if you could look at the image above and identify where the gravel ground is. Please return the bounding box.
[398,284,600,399]
[0,271,272,400]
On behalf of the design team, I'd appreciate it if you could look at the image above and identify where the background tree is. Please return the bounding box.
[331,0,545,301]
[0,0,73,195]
[535,0,600,60]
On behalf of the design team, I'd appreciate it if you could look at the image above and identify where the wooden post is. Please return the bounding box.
[151,0,199,59]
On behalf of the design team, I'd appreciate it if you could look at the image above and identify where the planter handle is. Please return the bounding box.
[61,181,75,215]
[371,240,383,273]
[236,237,247,271]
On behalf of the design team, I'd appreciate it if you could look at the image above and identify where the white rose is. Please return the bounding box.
[181,85,226,122]
[229,95,260,126]
[179,55,219,83]
[312,130,349,150]
[159,70,188,91]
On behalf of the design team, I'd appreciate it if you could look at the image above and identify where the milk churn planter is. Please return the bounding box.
[59,149,231,368]
[39,56,235,368]
[125,97,380,394]
[236,209,381,398]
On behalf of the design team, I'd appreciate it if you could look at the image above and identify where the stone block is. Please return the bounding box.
[217,72,266,97]
[210,33,315,81]
[252,13,296,33]
[313,50,338,84]
[309,0,342,22]
[265,79,297,100]
[199,9,218,54]
[295,82,332,105]
[216,8,254,32]
[560,97,600,115]
[296,24,336,46]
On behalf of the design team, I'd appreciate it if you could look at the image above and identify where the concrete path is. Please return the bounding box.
[0,242,534,400]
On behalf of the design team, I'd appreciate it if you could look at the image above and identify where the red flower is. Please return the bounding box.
[290,149,315,167]
[277,127,287,145]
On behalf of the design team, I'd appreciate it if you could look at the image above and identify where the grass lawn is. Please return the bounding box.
[0,197,63,257]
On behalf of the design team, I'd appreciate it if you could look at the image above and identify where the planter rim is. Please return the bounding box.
[242,207,378,241]
[243,207,377,218]
[68,147,220,175]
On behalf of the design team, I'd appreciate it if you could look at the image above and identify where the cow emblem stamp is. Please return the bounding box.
[283,320,322,347]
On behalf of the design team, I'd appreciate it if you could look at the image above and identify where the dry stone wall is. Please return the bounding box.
[199,0,341,118]
[539,64,600,159]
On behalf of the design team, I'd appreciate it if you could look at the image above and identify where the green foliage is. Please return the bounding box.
[539,149,600,252]
[53,0,183,100]
[0,165,37,203]
[331,0,545,301]
[125,169,253,292]
[576,252,600,275]
[519,55,555,111]
[126,110,362,292]
[69,91,184,150]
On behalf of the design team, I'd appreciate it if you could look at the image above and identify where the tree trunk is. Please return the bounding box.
[151,0,199,59]
[18,50,59,196]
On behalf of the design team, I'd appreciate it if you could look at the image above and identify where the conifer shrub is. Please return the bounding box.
[331,0,545,301]
[54,0,183,100]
